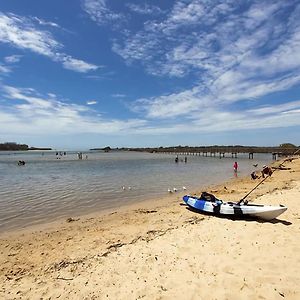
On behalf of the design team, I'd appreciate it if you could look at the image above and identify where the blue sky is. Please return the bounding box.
[0,0,300,149]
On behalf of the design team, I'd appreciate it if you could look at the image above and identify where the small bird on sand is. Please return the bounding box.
[253,164,258,167]
[122,186,126,190]
[182,186,187,191]
[168,188,173,193]
[173,187,178,192]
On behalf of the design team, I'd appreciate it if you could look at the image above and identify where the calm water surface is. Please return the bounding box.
[0,150,272,231]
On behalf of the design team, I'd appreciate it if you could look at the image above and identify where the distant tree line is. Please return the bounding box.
[0,142,29,151]
[120,143,299,155]
[0,142,52,151]
[90,146,111,152]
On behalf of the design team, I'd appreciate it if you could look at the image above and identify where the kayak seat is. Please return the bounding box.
[200,191,217,202]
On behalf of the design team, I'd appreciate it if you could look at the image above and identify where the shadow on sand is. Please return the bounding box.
[181,204,292,226]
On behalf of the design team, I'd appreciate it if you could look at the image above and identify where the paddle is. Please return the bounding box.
[238,175,270,205]
[239,148,300,205]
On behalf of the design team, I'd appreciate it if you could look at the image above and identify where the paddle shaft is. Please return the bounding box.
[240,175,270,202]
[240,147,299,202]
[278,148,300,167]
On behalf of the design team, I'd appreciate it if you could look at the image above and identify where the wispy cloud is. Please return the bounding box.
[1,83,300,139]
[112,93,126,98]
[0,12,61,56]
[0,64,11,74]
[126,3,163,15]
[110,0,300,121]
[4,54,22,63]
[32,17,60,28]
[129,100,300,135]
[60,56,99,73]
[86,100,97,105]
[0,12,99,73]
[2,1,300,142]
[82,0,125,26]
[247,100,300,116]
[0,85,146,136]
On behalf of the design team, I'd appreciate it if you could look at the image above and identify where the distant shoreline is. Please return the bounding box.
[0,142,52,151]
[0,148,52,151]
[1,142,298,154]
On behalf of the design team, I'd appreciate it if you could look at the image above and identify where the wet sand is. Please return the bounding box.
[1,157,300,299]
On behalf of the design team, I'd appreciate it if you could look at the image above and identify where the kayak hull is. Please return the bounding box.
[183,195,287,220]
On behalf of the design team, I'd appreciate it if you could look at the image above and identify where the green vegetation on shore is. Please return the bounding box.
[0,142,52,151]
[90,146,111,152]
[120,143,299,155]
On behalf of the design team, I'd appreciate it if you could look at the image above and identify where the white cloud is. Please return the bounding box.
[2,83,300,139]
[0,85,147,136]
[168,0,205,25]
[0,12,61,56]
[2,1,300,140]
[247,100,300,116]
[4,85,55,108]
[126,4,163,15]
[209,105,300,132]
[133,86,206,118]
[4,55,22,63]
[244,1,282,30]
[33,17,60,28]
[82,0,125,26]
[0,64,11,74]
[110,0,300,122]
[112,93,126,98]
[86,100,97,105]
[0,12,98,73]
[60,56,99,73]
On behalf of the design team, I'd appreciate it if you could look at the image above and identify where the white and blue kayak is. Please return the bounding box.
[183,194,287,220]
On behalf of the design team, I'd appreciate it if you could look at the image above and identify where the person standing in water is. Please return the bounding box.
[233,161,238,172]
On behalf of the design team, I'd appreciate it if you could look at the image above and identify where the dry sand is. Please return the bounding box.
[1,157,300,300]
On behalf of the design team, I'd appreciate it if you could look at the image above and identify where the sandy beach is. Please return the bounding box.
[1,157,300,300]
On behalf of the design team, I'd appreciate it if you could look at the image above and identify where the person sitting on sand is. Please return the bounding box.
[251,171,258,180]
[262,165,273,178]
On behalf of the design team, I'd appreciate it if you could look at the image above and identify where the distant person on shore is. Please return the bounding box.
[233,161,238,172]
[184,156,187,163]
[262,165,273,178]
[17,160,25,166]
[175,156,178,163]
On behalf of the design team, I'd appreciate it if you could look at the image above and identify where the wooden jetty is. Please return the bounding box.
[125,145,300,160]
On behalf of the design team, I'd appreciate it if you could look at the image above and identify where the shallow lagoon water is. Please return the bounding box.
[0,150,272,231]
